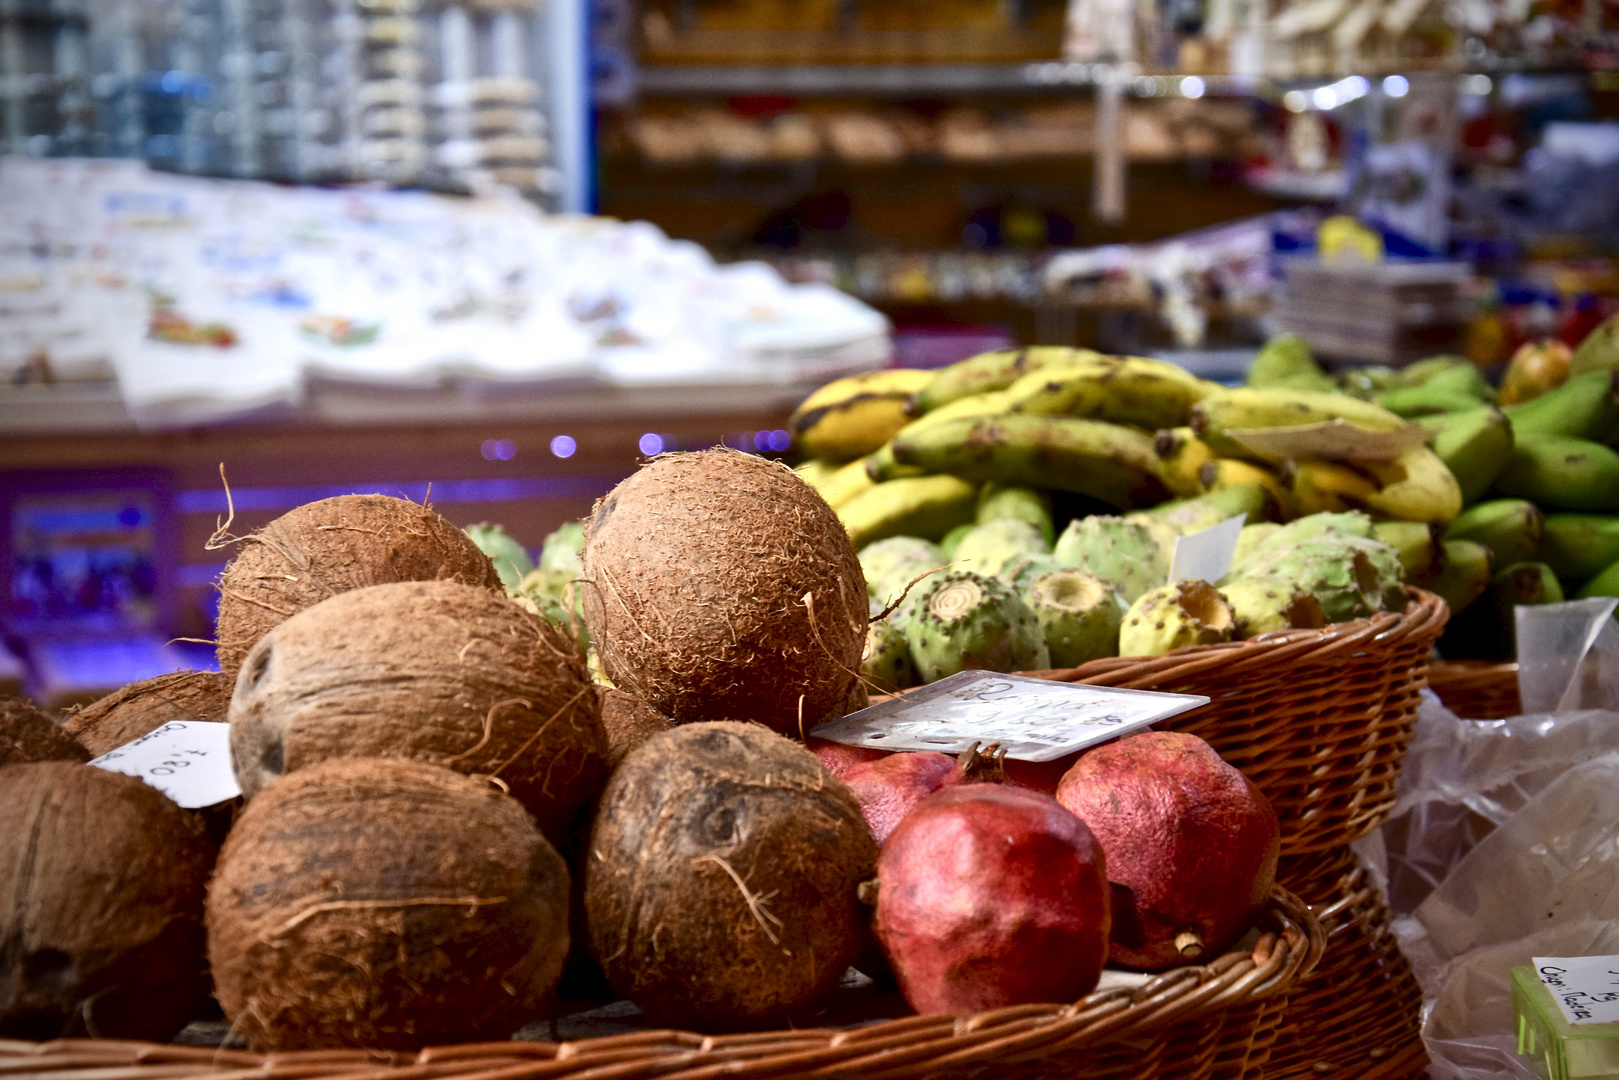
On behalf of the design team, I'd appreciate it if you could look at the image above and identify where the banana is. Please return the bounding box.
[1444,498,1543,568]
[1196,459,1294,519]
[794,460,839,490]
[1418,362,1497,401]
[789,368,935,462]
[1538,514,1619,583]
[1505,370,1619,443]
[1422,405,1514,505]
[1154,426,1218,498]
[817,457,879,509]
[1359,446,1464,525]
[1375,385,1489,418]
[1005,356,1214,430]
[1422,539,1493,616]
[837,474,978,549]
[1443,562,1563,660]
[1286,459,1379,517]
[1142,483,1278,533]
[1571,313,1619,375]
[1248,333,1335,392]
[1192,387,1411,459]
[1577,555,1619,599]
[890,414,1168,509]
[866,390,1010,482]
[1373,520,1439,580]
[1494,434,1619,512]
[914,347,1098,414]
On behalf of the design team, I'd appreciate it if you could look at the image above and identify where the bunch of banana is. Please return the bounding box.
[1001,355,1219,431]
[788,368,933,462]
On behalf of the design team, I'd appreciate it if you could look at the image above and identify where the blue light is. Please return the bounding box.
[550,435,577,459]
[768,429,791,452]
[639,432,664,456]
[481,438,517,461]
[753,430,772,452]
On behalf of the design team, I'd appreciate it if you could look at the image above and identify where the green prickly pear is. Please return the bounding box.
[976,483,1056,546]
[904,571,1050,682]
[1119,580,1237,657]
[1220,576,1327,637]
[1231,523,1282,569]
[465,522,536,592]
[1235,534,1404,621]
[1232,511,1375,573]
[953,518,1050,578]
[862,617,917,693]
[1443,499,1542,568]
[1052,516,1168,603]
[539,521,586,576]
[860,536,947,604]
[939,522,976,559]
[1022,569,1126,667]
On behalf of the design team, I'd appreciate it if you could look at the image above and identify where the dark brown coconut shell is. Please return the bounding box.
[585,721,876,1031]
[214,494,502,684]
[206,756,570,1052]
[0,762,213,1041]
[229,579,607,844]
[597,687,672,769]
[62,671,230,757]
[0,697,88,767]
[582,450,867,735]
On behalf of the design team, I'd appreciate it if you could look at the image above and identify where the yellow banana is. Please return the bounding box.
[837,474,979,548]
[915,347,1099,414]
[1192,387,1411,459]
[794,459,839,490]
[789,368,935,463]
[1153,426,1218,498]
[817,457,879,509]
[867,390,1011,481]
[1286,459,1379,516]
[1361,446,1464,525]
[1005,356,1215,430]
[1197,458,1297,519]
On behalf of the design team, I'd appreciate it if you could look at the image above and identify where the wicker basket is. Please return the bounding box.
[0,891,1321,1080]
[1426,659,1520,720]
[1032,588,1449,860]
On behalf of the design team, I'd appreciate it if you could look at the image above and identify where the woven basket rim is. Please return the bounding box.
[0,890,1323,1080]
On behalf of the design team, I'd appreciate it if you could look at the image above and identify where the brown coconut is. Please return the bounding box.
[582,450,866,735]
[214,494,502,684]
[585,721,876,1031]
[229,579,607,843]
[0,762,213,1041]
[0,697,88,767]
[597,687,673,769]
[206,757,570,1051]
[62,671,230,757]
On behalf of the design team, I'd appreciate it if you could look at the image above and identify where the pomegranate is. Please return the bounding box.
[806,737,888,779]
[1055,731,1278,971]
[841,744,1003,845]
[874,784,1110,1015]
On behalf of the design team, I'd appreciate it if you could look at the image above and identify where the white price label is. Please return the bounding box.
[809,671,1208,761]
[1534,956,1619,1026]
[1169,513,1247,585]
[89,721,240,809]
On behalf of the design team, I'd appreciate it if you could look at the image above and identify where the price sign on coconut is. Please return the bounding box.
[89,720,240,809]
[810,671,1208,761]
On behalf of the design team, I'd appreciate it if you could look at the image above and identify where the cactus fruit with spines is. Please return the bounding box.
[1021,569,1127,667]
[951,519,1050,578]
[1119,580,1237,656]
[1051,517,1168,604]
[904,572,1050,683]
[1219,577,1328,637]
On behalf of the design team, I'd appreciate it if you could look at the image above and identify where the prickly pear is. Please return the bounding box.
[1022,569,1125,667]
[1052,516,1168,603]
[1118,580,1236,656]
[904,572,1049,682]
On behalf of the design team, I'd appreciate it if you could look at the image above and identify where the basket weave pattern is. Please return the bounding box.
[1427,659,1521,720]
[1037,588,1449,859]
[0,892,1321,1080]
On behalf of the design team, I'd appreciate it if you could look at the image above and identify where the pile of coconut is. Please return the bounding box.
[1,450,1280,1051]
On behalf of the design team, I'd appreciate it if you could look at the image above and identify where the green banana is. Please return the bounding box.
[1576,555,1619,599]
[1191,387,1411,459]
[1143,483,1278,532]
[867,390,1010,481]
[1505,370,1619,443]
[1336,366,1403,399]
[1422,405,1515,505]
[1422,539,1493,616]
[1375,385,1489,418]
[1247,333,1335,392]
[1005,356,1214,430]
[837,474,978,548]
[891,414,1168,509]
[1493,434,1619,512]
[1538,514,1619,584]
[915,347,1099,414]
[1397,356,1481,388]
[1373,520,1439,581]
[1444,499,1543,568]
[1570,313,1619,375]
[1417,361,1496,400]
[790,368,935,462]
[1442,562,1563,660]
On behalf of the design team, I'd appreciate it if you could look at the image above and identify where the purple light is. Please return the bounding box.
[753,430,771,452]
[639,432,664,456]
[481,438,517,461]
[550,435,577,459]
[768,429,791,452]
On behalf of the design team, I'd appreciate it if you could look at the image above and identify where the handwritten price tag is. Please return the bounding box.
[89,721,240,809]
[1534,956,1619,1026]
[810,671,1208,761]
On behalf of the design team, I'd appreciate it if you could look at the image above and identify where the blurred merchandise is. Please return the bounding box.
[1274,256,1472,362]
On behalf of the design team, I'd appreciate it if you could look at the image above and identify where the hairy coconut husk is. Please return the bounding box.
[62,671,230,757]
[207,757,570,1051]
[597,687,673,770]
[0,697,88,767]
[0,762,213,1041]
[585,721,876,1031]
[214,494,502,684]
[229,580,607,844]
[582,450,866,736]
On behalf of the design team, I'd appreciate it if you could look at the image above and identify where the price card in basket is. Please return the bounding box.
[89,720,240,809]
[1534,956,1619,1026]
[809,671,1209,761]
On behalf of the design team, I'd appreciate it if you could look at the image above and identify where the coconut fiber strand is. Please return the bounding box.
[63,671,229,757]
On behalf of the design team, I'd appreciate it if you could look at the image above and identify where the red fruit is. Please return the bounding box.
[806,737,888,779]
[1055,731,1278,971]
[874,785,1110,1016]
[1000,753,1078,795]
[842,751,957,845]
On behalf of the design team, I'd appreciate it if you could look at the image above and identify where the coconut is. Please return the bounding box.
[585,721,876,1030]
[581,449,866,736]
[214,494,502,684]
[1,697,88,767]
[228,579,607,844]
[207,757,569,1051]
[596,687,673,769]
[0,762,213,1041]
[62,671,230,757]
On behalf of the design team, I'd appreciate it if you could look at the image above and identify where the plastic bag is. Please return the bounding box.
[1515,598,1619,714]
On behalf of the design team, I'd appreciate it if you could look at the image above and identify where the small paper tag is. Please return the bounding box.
[1534,956,1619,1026]
[89,721,240,809]
[1169,513,1246,585]
[809,671,1209,761]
